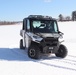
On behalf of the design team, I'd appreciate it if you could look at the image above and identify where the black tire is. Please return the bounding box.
[28,45,40,59]
[55,44,68,58]
[20,39,25,49]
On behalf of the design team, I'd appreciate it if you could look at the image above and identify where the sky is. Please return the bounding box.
[0,0,76,21]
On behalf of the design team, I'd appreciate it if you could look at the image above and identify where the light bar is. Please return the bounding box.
[28,15,52,19]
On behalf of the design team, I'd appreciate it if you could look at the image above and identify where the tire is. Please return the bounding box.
[28,45,40,59]
[55,44,68,58]
[20,39,25,49]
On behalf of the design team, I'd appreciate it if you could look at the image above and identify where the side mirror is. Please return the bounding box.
[58,31,64,35]
[58,31,64,39]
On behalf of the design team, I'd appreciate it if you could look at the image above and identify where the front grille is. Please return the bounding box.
[44,37,58,42]
[43,37,58,46]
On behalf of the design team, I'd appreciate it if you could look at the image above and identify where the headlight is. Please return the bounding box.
[32,34,43,42]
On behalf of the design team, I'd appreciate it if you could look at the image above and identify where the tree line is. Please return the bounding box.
[0,10,76,25]
[58,10,76,21]
[0,21,21,25]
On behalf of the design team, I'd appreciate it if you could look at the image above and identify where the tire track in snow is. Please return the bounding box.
[55,55,76,66]
[53,58,76,66]
[37,61,76,71]
[37,55,76,71]
[47,55,76,66]
[41,55,76,65]
[68,55,76,58]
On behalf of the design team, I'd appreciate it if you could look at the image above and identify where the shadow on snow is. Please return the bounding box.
[0,48,30,61]
[0,48,76,71]
[0,48,59,61]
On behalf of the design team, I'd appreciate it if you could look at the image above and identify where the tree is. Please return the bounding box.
[72,11,76,21]
[58,14,63,21]
[65,16,71,21]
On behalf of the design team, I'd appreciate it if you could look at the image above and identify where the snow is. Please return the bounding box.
[0,21,76,75]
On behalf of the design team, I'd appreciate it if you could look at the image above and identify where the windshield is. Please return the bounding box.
[31,20,58,33]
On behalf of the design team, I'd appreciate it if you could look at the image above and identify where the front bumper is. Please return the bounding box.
[43,46,59,53]
[40,37,59,53]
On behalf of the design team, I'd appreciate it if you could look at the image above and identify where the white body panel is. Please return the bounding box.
[20,30,43,49]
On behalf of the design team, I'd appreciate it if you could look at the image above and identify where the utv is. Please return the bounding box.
[20,15,68,59]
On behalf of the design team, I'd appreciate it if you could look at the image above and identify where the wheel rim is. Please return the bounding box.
[60,49,64,53]
[58,49,64,56]
[29,49,35,57]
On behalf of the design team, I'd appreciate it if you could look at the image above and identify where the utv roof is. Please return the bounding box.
[23,15,56,20]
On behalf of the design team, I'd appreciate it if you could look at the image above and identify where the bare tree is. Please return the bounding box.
[58,14,63,21]
[72,11,76,21]
[65,16,71,21]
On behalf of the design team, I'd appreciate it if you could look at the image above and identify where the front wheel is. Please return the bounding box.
[28,45,40,59]
[55,44,68,58]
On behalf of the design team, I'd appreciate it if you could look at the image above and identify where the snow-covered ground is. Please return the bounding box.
[0,22,76,75]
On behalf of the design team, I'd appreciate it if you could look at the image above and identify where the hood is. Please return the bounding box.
[36,33,60,38]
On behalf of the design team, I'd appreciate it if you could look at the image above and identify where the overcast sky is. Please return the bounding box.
[0,0,76,21]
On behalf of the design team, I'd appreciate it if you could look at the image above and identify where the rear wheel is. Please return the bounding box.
[28,45,40,59]
[20,39,25,49]
[55,44,68,58]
